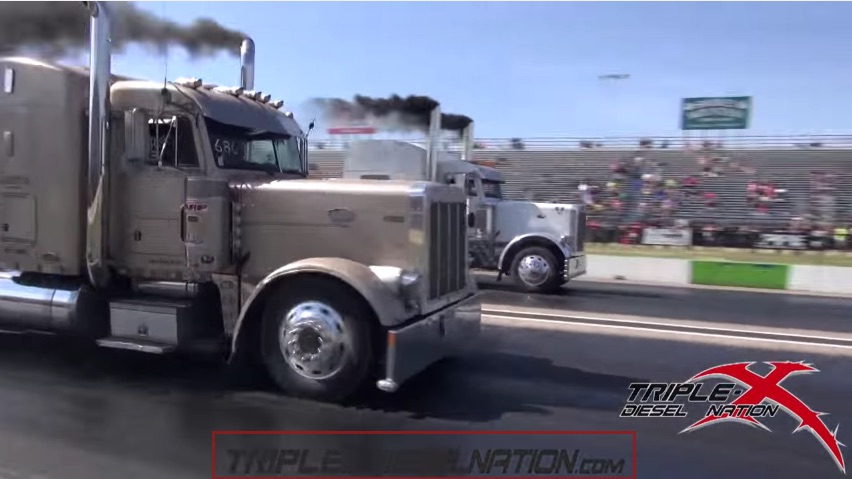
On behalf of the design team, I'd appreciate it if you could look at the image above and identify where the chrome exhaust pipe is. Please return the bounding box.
[240,38,255,90]
[462,121,475,162]
[426,106,441,182]
[82,1,112,290]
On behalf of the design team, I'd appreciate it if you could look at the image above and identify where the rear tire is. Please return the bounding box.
[510,246,563,294]
[260,276,375,402]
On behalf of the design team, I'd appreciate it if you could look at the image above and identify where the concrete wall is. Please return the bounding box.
[584,255,852,295]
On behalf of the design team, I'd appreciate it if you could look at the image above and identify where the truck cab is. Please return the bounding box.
[342,136,587,294]
[0,2,480,404]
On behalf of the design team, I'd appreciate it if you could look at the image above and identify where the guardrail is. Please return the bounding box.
[308,133,852,151]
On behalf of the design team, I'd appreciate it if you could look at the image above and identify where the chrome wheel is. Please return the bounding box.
[517,254,551,286]
[278,301,350,380]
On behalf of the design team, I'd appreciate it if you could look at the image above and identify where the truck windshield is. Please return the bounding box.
[205,118,305,176]
[482,180,504,199]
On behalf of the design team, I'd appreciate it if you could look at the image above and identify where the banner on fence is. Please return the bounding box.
[753,233,807,250]
[642,228,692,246]
[680,96,752,130]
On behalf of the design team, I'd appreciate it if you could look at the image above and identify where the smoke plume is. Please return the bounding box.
[0,2,246,59]
[308,94,473,133]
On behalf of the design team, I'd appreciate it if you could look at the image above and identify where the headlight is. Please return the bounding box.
[369,266,422,301]
[399,271,422,297]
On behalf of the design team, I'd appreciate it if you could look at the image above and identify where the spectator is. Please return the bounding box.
[834,226,849,250]
[661,197,674,217]
[698,157,713,177]
[610,198,623,211]
[747,181,758,208]
[579,183,594,206]
[703,192,717,209]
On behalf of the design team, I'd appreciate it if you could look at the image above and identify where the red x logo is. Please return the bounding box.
[680,361,845,474]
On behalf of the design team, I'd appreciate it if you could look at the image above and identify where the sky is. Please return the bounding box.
[107,1,852,140]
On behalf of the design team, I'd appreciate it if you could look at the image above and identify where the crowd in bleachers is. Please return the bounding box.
[569,141,798,226]
[306,137,852,248]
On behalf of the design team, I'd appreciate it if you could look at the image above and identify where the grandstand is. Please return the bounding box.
[307,135,852,229]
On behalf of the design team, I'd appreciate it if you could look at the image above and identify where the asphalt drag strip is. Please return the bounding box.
[0,312,849,479]
[482,306,852,353]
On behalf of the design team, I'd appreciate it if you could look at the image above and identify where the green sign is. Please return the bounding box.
[680,96,752,130]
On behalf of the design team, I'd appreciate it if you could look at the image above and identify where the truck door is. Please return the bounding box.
[465,174,490,233]
[463,173,497,269]
[117,114,202,278]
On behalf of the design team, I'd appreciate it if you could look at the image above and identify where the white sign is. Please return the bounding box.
[755,233,807,250]
[642,228,692,246]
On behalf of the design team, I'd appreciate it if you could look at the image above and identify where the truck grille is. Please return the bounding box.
[428,201,468,300]
[576,209,586,252]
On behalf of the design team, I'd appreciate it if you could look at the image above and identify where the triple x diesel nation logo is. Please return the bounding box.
[620,361,845,474]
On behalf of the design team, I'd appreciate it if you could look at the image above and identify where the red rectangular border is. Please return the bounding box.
[212,430,637,479]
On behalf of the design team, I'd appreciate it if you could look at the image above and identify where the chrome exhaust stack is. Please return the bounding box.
[82,1,112,290]
[425,106,441,182]
[240,38,255,90]
[461,121,475,162]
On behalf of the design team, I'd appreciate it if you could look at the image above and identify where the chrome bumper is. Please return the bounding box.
[376,293,481,393]
[563,253,588,282]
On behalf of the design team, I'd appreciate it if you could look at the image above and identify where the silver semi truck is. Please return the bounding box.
[341,115,587,294]
[0,2,480,403]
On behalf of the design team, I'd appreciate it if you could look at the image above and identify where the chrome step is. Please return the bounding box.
[96,337,176,354]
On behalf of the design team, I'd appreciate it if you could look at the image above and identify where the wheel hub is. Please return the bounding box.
[517,254,550,286]
[278,301,349,380]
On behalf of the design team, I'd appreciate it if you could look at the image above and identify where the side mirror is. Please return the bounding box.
[125,108,149,162]
[467,212,476,228]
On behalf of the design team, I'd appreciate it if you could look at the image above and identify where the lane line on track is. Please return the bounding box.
[483,311,852,351]
[482,307,852,344]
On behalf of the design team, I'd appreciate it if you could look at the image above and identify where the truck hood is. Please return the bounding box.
[232,178,421,280]
[492,200,575,243]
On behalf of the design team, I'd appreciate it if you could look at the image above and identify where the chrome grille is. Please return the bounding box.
[576,208,586,252]
[428,201,468,300]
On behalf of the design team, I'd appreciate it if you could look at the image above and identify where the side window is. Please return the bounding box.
[147,116,199,168]
[175,117,199,168]
[247,140,276,166]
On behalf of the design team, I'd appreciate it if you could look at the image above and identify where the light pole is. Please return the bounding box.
[597,73,631,145]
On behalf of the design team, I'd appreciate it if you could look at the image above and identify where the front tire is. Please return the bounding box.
[510,246,563,294]
[260,276,375,403]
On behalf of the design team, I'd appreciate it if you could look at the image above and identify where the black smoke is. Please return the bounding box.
[0,2,246,59]
[308,94,473,133]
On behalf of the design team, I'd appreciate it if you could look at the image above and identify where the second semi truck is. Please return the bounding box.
[340,115,587,294]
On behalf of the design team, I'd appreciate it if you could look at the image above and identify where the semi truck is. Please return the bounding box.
[340,117,587,294]
[0,2,480,403]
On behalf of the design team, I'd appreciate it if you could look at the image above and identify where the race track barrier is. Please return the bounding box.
[690,261,789,290]
[584,255,852,295]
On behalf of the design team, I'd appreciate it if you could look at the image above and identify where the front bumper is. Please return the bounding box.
[376,293,481,393]
[563,253,588,281]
